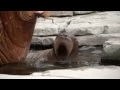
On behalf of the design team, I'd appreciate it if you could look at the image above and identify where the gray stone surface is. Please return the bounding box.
[70,11,120,25]
[101,38,120,64]
[66,12,120,35]
[65,23,105,35]
[50,11,73,16]
[103,38,120,54]
[103,24,120,34]
[34,11,120,36]
[0,66,120,79]
[74,11,94,15]
[31,33,120,46]
[56,22,68,33]
[34,22,68,36]
[34,23,59,36]
[77,33,120,45]
[31,36,55,45]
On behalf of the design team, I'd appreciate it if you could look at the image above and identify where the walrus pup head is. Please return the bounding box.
[53,32,79,62]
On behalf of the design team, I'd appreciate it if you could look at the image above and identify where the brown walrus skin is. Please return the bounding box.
[26,32,80,65]
[0,11,50,66]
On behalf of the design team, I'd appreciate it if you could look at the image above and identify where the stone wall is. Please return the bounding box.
[50,11,94,16]
[31,11,120,46]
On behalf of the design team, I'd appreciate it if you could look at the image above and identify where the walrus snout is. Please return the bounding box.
[54,33,74,61]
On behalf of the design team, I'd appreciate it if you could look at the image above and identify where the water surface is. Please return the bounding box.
[0,46,103,75]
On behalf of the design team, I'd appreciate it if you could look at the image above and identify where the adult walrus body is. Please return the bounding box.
[26,32,80,64]
[0,11,50,65]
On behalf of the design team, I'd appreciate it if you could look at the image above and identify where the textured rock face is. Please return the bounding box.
[65,23,105,35]
[73,11,94,15]
[32,11,120,46]
[103,38,120,54]
[101,38,120,65]
[31,37,55,46]
[32,33,120,46]
[50,11,73,16]
[34,23,59,36]
[77,33,120,45]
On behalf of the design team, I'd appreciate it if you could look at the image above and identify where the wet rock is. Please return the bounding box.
[101,38,120,65]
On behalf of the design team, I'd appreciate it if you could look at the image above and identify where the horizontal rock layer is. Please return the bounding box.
[31,33,120,46]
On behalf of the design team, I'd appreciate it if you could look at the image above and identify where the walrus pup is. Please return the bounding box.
[0,11,50,66]
[26,32,80,65]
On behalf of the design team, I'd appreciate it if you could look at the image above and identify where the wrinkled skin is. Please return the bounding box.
[53,32,80,63]
[26,32,80,64]
[0,11,50,66]
[53,33,77,61]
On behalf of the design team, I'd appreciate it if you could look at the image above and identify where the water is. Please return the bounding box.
[0,46,103,75]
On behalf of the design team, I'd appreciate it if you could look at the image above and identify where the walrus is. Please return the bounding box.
[0,11,50,66]
[26,32,80,65]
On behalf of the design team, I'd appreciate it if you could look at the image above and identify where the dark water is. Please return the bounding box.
[0,46,103,75]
